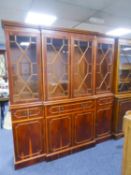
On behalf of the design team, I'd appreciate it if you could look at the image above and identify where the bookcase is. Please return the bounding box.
[113,39,131,138]
[2,20,114,168]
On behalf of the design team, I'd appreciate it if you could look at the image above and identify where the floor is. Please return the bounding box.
[0,128,123,175]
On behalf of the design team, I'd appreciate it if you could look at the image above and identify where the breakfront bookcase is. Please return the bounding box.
[113,39,131,138]
[2,20,115,169]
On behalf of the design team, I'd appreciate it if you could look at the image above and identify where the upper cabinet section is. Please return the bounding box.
[43,31,70,100]
[3,21,115,103]
[96,38,114,94]
[118,40,131,93]
[71,35,94,97]
[5,28,42,104]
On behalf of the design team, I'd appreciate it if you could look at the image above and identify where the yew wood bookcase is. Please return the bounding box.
[2,20,115,169]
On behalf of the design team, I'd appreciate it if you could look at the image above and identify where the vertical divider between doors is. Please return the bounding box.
[93,36,97,139]
[4,29,13,104]
[41,29,47,101]
[38,29,43,102]
[70,34,73,98]
[40,29,48,155]
[93,36,97,95]
[114,39,119,94]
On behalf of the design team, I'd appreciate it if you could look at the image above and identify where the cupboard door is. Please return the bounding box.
[96,38,114,93]
[7,30,42,103]
[73,112,94,145]
[47,115,72,153]
[13,119,45,161]
[118,99,131,133]
[44,32,70,100]
[72,35,94,97]
[96,106,112,139]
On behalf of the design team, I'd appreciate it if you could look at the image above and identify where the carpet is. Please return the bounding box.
[0,129,123,175]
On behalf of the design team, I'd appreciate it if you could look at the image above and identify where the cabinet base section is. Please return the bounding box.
[96,134,112,143]
[112,132,124,139]
[72,140,96,154]
[15,154,46,169]
[46,140,96,161]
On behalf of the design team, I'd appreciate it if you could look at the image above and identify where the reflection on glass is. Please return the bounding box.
[9,35,39,102]
[46,37,69,99]
[73,39,93,96]
[0,53,6,77]
[96,43,113,93]
[118,45,131,92]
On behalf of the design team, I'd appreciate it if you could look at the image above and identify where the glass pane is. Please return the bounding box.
[0,53,6,77]
[9,35,39,102]
[96,43,113,93]
[46,37,69,99]
[73,39,93,96]
[118,45,131,92]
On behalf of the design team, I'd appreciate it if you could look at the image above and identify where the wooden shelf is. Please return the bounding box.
[119,79,130,84]
[119,64,131,70]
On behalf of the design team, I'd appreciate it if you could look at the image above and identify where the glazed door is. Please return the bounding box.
[43,31,70,100]
[71,35,94,97]
[96,38,114,94]
[6,29,42,104]
[118,42,131,93]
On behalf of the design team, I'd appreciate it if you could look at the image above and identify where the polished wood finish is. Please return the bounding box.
[3,20,115,168]
[73,111,94,145]
[113,39,131,138]
[13,119,44,161]
[11,104,45,169]
[47,115,72,153]
[113,95,131,138]
[2,20,115,38]
[96,105,113,141]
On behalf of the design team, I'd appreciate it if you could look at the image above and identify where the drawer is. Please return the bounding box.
[12,109,27,119]
[76,101,95,111]
[29,107,43,117]
[45,104,69,116]
[12,106,43,121]
[45,100,95,116]
[97,97,113,106]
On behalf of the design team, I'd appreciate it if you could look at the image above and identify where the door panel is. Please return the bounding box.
[72,35,94,97]
[96,107,112,138]
[96,38,114,93]
[8,31,42,103]
[13,119,44,161]
[47,115,72,153]
[43,32,70,100]
[118,99,131,133]
[73,112,94,145]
